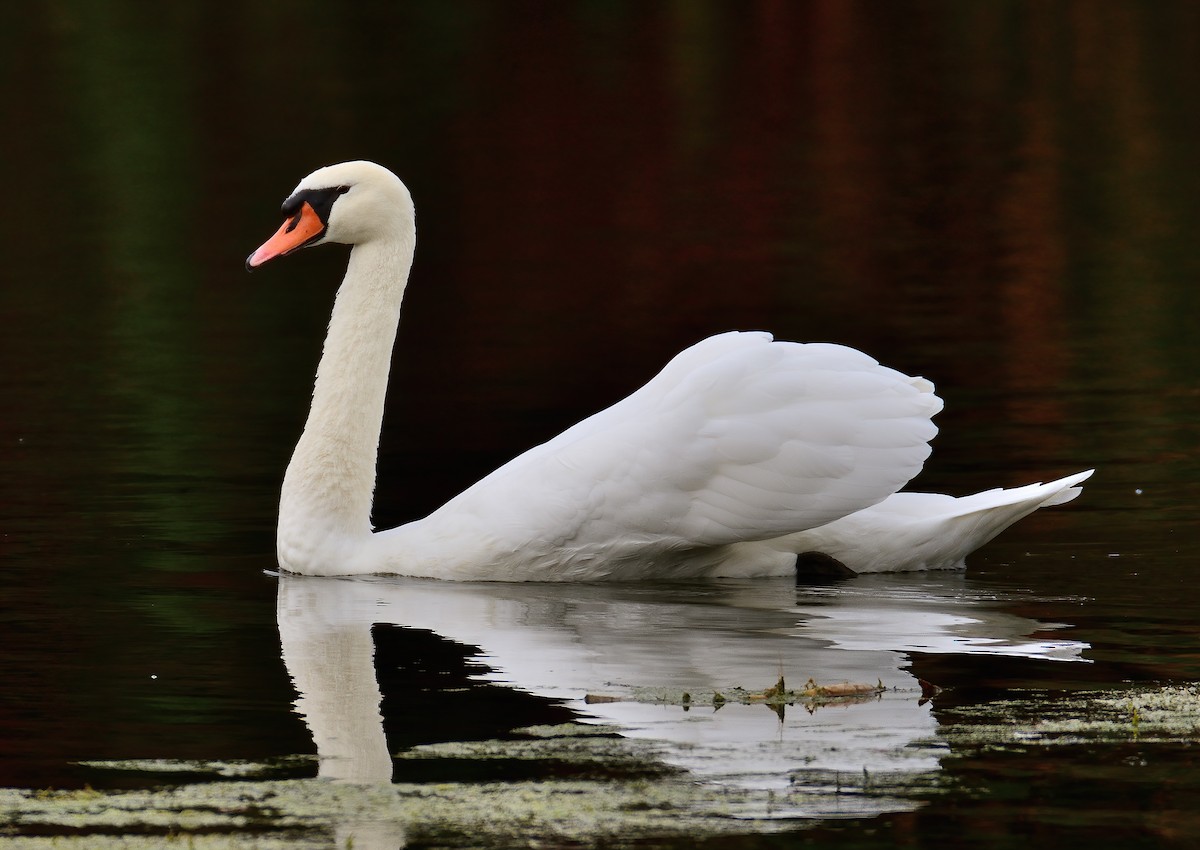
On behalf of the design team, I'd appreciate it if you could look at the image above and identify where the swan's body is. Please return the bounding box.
[248,161,1090,581]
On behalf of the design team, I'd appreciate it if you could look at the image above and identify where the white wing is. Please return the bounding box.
[788,469,1095,573]
[377,332,942,578]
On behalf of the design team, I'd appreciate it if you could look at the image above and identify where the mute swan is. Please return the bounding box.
[247,160,1091,580]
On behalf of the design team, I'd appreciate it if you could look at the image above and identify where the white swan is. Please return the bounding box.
[247,161,1091,580]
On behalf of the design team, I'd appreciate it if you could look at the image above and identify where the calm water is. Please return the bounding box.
[2,1,1200,846]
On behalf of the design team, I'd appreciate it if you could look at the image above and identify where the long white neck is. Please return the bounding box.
[278,232,415,572]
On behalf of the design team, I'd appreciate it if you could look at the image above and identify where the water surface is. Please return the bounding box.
[2,2,1199,847]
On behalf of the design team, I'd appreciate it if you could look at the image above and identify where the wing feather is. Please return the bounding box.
[417,331,941,560]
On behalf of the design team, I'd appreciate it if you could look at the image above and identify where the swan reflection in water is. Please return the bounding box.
[277,573,1088,803]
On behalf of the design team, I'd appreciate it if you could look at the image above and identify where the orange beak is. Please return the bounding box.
[246,201,326,270]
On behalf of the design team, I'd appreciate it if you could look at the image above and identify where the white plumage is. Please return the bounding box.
[247,161,1090,581]
[786,470,1093,573]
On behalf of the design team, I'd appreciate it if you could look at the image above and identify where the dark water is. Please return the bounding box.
[2,1,1200,846]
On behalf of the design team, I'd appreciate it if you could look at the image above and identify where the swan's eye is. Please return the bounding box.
[283,209,304,234]
[283,186,346,227]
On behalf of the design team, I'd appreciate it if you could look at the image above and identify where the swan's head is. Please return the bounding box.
[246,161,414,270]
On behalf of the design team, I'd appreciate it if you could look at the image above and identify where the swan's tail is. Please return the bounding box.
[784,470,1095,574]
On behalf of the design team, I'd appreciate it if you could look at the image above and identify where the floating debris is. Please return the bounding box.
[587,675,888,713]
[799,677,886,699]
[918,678,943,705]
[584,693,623,704]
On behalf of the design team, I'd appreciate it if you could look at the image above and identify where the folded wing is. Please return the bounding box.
[408,332,943,573]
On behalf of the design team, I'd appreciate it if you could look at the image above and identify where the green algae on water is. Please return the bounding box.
[937,683,1200,746]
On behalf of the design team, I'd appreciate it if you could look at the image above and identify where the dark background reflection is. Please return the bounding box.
[1,2,1197,836]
